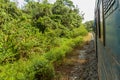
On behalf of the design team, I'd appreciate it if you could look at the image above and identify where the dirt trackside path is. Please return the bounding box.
[54,33,98,80]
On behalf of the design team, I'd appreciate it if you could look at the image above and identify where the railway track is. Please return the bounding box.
[54,35,98,80]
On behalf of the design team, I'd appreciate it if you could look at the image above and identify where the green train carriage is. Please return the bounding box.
[94,0,120,80]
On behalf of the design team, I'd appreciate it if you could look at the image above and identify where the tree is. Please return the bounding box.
[84,20,94,32]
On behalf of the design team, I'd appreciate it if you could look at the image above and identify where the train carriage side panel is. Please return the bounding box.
[95,0,120,80]
[105,0,120,79]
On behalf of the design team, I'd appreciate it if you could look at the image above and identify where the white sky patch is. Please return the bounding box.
[72,0,95,22]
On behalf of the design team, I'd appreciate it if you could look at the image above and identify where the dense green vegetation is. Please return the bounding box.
[84,20,94,32]
[0,0,88,79]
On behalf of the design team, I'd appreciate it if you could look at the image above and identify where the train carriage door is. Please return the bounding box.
[96,8,101,39]
[100,1,105,46]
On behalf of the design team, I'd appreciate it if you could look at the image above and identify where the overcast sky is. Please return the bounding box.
[16,0,95,22]
[72,0,95,22]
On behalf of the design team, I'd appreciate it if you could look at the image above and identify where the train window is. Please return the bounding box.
[103,0,115,15]
[103,0,118,18]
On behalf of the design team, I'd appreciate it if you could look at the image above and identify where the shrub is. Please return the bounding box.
[0,0,88,80]
[30,56,55,80]
[0,56,55,80]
